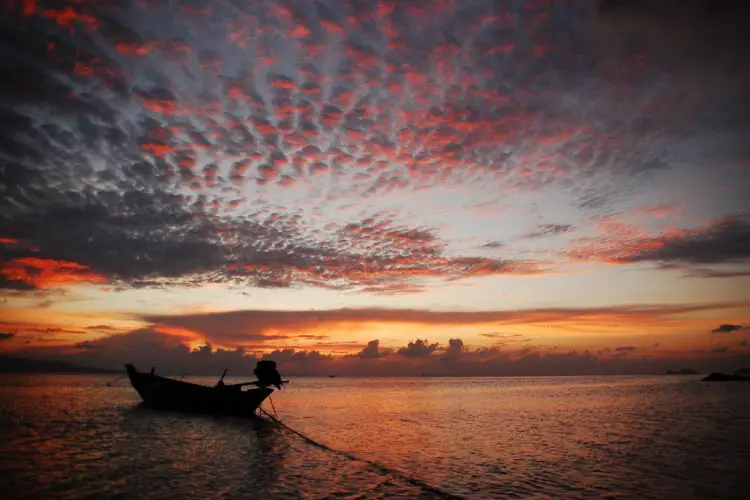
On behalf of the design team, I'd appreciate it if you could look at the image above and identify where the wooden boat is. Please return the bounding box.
[125,361,287,417]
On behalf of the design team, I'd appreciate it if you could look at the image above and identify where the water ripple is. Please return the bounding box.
[1,375,749,499]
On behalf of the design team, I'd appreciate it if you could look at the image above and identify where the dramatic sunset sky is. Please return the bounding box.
[1,0,748,375]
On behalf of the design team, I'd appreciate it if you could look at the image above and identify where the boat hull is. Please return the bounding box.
[125,364,273,417]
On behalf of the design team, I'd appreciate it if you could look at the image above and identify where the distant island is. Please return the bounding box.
[665,368,698,375]
[0,355,117,374]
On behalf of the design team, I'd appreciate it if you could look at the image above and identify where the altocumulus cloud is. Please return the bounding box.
[1,0,748,295]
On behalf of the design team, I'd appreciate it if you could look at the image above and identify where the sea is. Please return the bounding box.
[1,374,749,499]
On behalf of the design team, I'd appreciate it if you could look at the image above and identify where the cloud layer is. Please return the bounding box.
[1,0,748,295]
[16,326,748,377]
[138,302,749,348]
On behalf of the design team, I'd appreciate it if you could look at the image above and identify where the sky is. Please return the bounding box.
[0,0,749,376]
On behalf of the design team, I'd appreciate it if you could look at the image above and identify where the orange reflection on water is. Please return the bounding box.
[3,374,749,499]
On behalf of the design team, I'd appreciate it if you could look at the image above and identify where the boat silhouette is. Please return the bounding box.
[125,360,288,417]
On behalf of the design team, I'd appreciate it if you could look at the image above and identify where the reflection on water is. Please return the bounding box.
[1,374,749,499]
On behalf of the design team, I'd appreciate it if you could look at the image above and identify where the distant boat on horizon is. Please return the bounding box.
[328,374,336,378]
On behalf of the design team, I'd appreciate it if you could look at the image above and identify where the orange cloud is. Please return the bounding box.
[116,41,154,56]
[139,301,748,349]
[0,258,106,289]
[141,142,179,157]
[42,6,98,30]
[140,99,179,115]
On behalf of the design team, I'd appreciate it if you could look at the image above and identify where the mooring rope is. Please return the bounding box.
[257,405,463,500]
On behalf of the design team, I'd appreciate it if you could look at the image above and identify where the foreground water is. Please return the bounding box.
[1,374,749,499]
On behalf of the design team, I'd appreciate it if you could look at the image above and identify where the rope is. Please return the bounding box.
[257,405,463,500]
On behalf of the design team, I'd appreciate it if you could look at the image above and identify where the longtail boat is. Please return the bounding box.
[125,360,288,417]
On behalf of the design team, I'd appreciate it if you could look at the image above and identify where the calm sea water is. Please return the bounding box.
[1,374,749,499]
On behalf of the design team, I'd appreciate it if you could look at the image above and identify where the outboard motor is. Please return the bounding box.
[254,360,283,389]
